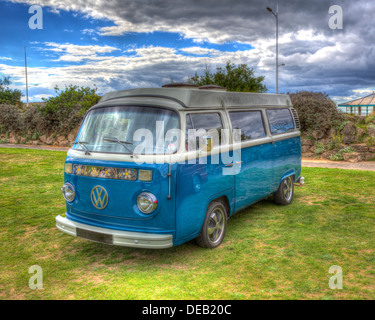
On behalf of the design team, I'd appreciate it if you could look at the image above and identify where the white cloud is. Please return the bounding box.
[44,42,120,55]
[31,94,53,101]
[0,57,13,61]
[81,28,97,35]
[353,88,375,95]
[179,47,221,56]
[40,42,121,62]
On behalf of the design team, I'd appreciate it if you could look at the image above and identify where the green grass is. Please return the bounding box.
[0,148,374,300]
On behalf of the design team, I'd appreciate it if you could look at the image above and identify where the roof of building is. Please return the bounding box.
[99,87,292,109]
[338,92,375,106]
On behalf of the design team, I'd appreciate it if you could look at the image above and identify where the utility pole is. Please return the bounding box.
[276,4,278,94]
[267,5,279,94]
[24,46,29,107]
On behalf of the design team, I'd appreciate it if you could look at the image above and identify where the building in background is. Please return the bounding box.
[338,92,375,116]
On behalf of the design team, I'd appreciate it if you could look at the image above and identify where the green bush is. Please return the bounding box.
[365,115,375,124]
[314,141,325,155]
[39,85,101,133]
[327,141,336,150]
[331,133,343,149]
[329,152,343,161]
[334,120,349,132]
[0,104,21,133]
[20,105,46,134]
[0,85,101,137]
[0,76,22,106]
[366,137,375,147]
[341,146,355,153]
[289,91,345,133]
[329,147,355,161]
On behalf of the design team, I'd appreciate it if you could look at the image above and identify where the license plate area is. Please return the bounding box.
[76,228,113,244]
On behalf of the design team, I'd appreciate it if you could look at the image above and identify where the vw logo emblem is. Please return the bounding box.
[90,186,108,210]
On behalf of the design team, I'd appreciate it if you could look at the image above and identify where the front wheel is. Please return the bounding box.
[274,176,294,205]
[196,201,227,248]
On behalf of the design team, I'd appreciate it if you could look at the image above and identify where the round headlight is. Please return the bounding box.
[137,192,158,214]
[61,183,75,202]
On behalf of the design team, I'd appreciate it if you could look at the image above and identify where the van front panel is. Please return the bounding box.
[64,157,176,235]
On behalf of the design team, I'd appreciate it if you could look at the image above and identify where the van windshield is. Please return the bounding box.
[73,106,180,155]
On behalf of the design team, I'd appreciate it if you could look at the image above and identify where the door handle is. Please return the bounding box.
[225,161,242,167]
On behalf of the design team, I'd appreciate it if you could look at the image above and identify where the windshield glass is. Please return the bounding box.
[73,106,180,154]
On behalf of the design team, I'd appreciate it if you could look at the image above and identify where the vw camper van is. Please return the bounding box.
[56,85,302,249]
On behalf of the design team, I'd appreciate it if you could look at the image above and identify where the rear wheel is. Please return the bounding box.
[196,201,227,248]
[274,176,294,205]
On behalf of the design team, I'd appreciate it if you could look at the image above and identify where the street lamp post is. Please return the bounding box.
[24,46,29,107]
[267,5,280,94]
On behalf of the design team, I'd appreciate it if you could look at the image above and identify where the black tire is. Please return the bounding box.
[196,201,227,248]
[274,176,294,205]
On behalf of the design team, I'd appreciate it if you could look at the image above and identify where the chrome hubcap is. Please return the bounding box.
[283,177,293,202]
[208,208,225,244]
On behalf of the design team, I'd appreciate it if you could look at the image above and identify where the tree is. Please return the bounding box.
[0,76,22,105]
[189,61,268,93]
[40,84,101,132]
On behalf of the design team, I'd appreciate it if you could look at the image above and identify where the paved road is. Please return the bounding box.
[0,143,69,152]
[302,159,375,171]
[1,144,375,171]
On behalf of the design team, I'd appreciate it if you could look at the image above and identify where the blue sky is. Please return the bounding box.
[1,0,375,103]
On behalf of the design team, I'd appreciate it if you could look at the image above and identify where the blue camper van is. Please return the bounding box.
[56,85,303,249]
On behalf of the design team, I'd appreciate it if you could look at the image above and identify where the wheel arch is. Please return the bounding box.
[213,195,231,219]
[279,169,296,184]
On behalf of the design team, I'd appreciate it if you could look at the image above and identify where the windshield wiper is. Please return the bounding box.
[73,141,91,155]
[103,136,133,154]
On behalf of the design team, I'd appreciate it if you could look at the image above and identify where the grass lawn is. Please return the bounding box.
[0,147,374,300]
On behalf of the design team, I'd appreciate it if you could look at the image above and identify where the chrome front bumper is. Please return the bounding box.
[55,215,173,249]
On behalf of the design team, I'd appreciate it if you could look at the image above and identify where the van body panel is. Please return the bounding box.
[175,154,235,242]
[233,142,275,212]
[271,136,302,189]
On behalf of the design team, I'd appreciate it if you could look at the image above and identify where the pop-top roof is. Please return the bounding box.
[99,88,292,109]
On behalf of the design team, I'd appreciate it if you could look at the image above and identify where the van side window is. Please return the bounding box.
[266,108,295,134]
[190,113,223,132]
[229,111,266,141]
[185,114,194,150]
[186,113,223,150]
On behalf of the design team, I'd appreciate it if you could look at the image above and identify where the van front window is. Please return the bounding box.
[73,106,180,154]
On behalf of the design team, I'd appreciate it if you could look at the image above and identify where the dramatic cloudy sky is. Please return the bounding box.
[0,0,374,104]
